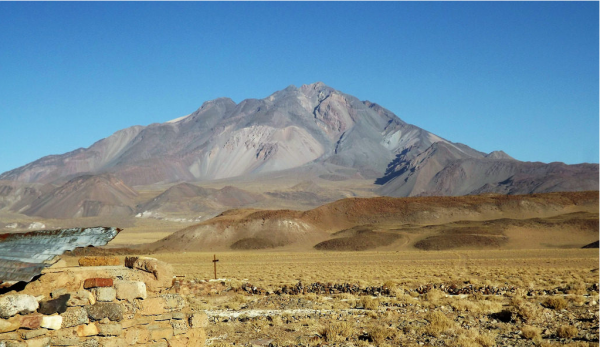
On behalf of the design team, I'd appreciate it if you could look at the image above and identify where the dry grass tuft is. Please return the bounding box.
[476,331,498,347]
[367,325,393,344]
[359,296,379,310]
[521,325,542,340]
[319,321,354,343]
[543,297,568,310]
[449,298,503,314]
[565,281,588,295]
[557,325,578,339]
[511,297,542,322]
[425,289,445,303]
[454,334,480,347]
[423,311,456,337]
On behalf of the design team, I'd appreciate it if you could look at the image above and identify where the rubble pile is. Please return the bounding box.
[0,256,207,347]
[237,282,393,296]
[415,283,518,295]
[236,281,522,297]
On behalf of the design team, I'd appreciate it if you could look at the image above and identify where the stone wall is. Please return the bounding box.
[0,256,206,347]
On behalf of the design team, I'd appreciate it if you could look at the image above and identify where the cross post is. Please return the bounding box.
[212,254,219,280]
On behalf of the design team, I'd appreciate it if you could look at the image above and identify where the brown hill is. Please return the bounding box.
[147,191,599,252]
[22,174,138,219]
[149,208,329,252]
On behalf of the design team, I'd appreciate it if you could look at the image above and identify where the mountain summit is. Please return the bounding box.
[1,82,597,197]
[0,82,473,185]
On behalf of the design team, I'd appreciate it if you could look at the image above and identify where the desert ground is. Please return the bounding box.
[3,191,599,346]
[57,249,600,346]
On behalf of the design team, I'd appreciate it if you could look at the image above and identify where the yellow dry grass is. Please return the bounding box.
[148,249,598,291]
[57,243,598,346]
[108,218,196,246]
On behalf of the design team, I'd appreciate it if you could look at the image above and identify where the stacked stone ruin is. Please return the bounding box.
[0,256,207,347]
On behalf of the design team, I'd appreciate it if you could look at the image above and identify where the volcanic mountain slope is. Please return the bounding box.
[21,174,138,219]
[1,82,596,197]
[0,82,482,187]
[0,180,54,212]
[136,182,264,215]
[147,191,598,252]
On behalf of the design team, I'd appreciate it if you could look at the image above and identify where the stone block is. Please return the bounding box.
[78,257,120,267]
[61,307,89,328]
[97,337,125,347]
[38,294,69,315]
[154,313,172,321]
[24,337,50,347]
[118,301,136,316]
[19,328,47,340]
[171,312,185,320]
[85,303,123,322]
[67,290,95,306]
[138,298,166,316]
[0,331,19,340]
[49,259,67,269]
[147,324,173,341]
[114,281,146,302]
[0,318,19,333]
[90,287,116,302]
[166,336,189,347]
[76,323,99,337]
[161,294,185,312]
[147,342,168,347]
[19,315,42,330]
[122,316,152,329]
[49,336,81,346]
[97,322,121,336]
[83,278,113,289]
[171,319,188,335]
[3,342,27,347]
[81,338,99,347]
[185,328,206,347]
[51,326,77,339]
[0,295,39,319]
[189,312,208,328]
[40,315,62,330]
[124,257,173,291]
[124,327,149,344]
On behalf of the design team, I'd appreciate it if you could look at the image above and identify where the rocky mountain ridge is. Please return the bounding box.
[0,82,597,220]
[0,82,477,186]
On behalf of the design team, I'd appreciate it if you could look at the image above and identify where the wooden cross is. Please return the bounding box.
[212,254,219,280]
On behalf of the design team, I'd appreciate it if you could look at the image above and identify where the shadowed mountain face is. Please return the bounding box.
[0,82,597,200]
[376,142,599,197]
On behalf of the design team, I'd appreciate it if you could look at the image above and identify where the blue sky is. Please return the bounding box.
[0,2,598,175]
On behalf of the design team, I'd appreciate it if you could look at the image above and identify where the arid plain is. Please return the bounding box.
[36,189,597,347]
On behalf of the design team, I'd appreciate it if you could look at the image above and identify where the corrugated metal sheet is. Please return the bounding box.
[0,227,120,282]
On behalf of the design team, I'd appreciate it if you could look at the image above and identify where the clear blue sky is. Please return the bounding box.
[1,2,598,175]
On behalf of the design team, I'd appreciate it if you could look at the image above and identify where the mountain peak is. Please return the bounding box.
[485,150,514,160]
[200,97,236,108]
[300,81,334,95]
